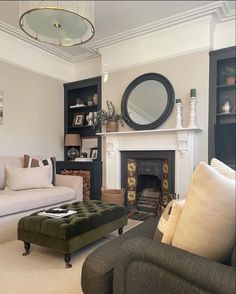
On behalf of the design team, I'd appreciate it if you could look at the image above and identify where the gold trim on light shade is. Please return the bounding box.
[19,2,95,47]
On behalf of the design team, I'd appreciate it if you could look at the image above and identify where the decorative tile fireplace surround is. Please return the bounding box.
[98,128,202,198]
[121,150,175,211]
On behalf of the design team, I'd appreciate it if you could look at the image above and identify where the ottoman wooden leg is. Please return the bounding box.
[64,254,72,269]
[118,227,123,235]
[22,242,31,256]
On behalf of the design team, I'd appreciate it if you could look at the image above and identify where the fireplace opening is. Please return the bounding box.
[121,150,175,215]
[136,175,161,213]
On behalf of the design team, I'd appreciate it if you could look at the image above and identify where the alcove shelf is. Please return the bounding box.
[208,46,236,168]
[57,76,102,200]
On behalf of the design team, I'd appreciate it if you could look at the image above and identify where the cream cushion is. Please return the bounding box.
[5,165,53,191]
[210,158,235,180]
[0,186,76,217]
[155,199,185,244]
[172,161,235,262]
[0,157,23,189]
[24,154,56,185]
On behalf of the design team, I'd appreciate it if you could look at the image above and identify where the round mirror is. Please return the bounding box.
[121,73,175,130]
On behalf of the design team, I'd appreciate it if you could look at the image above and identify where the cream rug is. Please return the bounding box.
[0,219,141,294]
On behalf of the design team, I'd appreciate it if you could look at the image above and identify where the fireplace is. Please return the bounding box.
[121,151,175,212]
[136,174,161,213]
[98,128,202,200]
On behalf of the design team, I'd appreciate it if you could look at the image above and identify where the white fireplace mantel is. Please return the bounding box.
[97,127,203,197]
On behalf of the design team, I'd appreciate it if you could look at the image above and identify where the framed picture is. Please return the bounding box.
[81,136,98,156]
[90,148,98,160]
[73,113,84,127]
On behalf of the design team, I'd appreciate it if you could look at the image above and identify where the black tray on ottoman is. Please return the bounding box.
[17,200,128,268]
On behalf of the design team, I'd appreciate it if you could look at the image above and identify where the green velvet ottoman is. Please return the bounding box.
[17,200,128,268]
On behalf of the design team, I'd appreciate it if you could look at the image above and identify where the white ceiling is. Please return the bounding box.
[0,1,235,62]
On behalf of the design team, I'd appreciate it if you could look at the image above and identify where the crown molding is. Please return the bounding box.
[71,50,100,63]
[88,1,235,50]
[217,1,236,22]
[0,19,101,63]
[0,1,234,64]
[0,29,73,81]
[99,20,213,73]
[0,20,76,63]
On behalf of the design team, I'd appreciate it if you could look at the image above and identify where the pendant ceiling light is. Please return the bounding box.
[19,1,95,47]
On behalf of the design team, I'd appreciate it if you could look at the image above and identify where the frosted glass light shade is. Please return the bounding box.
[19,1,95,46]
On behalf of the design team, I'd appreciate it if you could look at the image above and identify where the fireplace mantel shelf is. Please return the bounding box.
[98,127,203,159]
[97,127,203,136]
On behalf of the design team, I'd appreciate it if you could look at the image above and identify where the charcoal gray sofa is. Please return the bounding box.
[81,216,236,294]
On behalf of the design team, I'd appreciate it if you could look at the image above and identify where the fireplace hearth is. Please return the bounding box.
[121,151,175,213]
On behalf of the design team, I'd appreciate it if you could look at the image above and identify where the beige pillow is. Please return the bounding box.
[210,158,235,180]
[5,164,53,191]
[154,199,185,244]
[172,161,235,262]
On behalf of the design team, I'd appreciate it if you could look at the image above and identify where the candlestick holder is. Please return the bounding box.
[175,99,183,129]
[187,91,198,128]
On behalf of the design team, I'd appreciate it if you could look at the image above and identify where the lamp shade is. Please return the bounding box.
[65,134,81,146]
[19,1,95,46]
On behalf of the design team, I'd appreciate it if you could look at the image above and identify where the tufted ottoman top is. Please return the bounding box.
[18,200,127,240]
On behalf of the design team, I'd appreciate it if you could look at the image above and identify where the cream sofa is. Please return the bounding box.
[0,156,83,243]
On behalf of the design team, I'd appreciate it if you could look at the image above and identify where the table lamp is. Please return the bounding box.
[65,134,81,160]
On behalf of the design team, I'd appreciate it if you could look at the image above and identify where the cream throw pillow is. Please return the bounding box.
[210,158,235,180]
[5,164,53,191]
[172,161,235,262]
[23,154,56,185]
[154,199,185,244]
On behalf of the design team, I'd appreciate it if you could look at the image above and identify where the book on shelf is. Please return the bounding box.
[70,104,86,108]
[70,104,97,109]
[38,208,77,218]
[75,157,93,162]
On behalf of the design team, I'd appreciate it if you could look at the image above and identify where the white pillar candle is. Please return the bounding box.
[175,99,183,129]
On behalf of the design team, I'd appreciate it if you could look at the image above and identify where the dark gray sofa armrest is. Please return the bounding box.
[113,237,236,294]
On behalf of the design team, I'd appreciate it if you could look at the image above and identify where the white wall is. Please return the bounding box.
[0,11,234,164]
[0,59,64,159]
[102,50,209,171]
[98,17,235,172]
[73,56,101,81]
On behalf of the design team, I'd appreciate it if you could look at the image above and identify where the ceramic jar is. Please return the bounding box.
[106,119,118,132]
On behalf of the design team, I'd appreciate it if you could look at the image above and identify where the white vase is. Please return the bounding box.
[92,94,98,105]
[222,101,231,113]
[86,112,94,125]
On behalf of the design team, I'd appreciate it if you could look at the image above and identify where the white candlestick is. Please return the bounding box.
[188,97,197,128]
[175,100,183,129]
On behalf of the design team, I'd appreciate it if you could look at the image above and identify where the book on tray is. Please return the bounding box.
[38,208,77,218]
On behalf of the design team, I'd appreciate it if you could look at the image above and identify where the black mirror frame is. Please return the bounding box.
[121,73,175,130]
